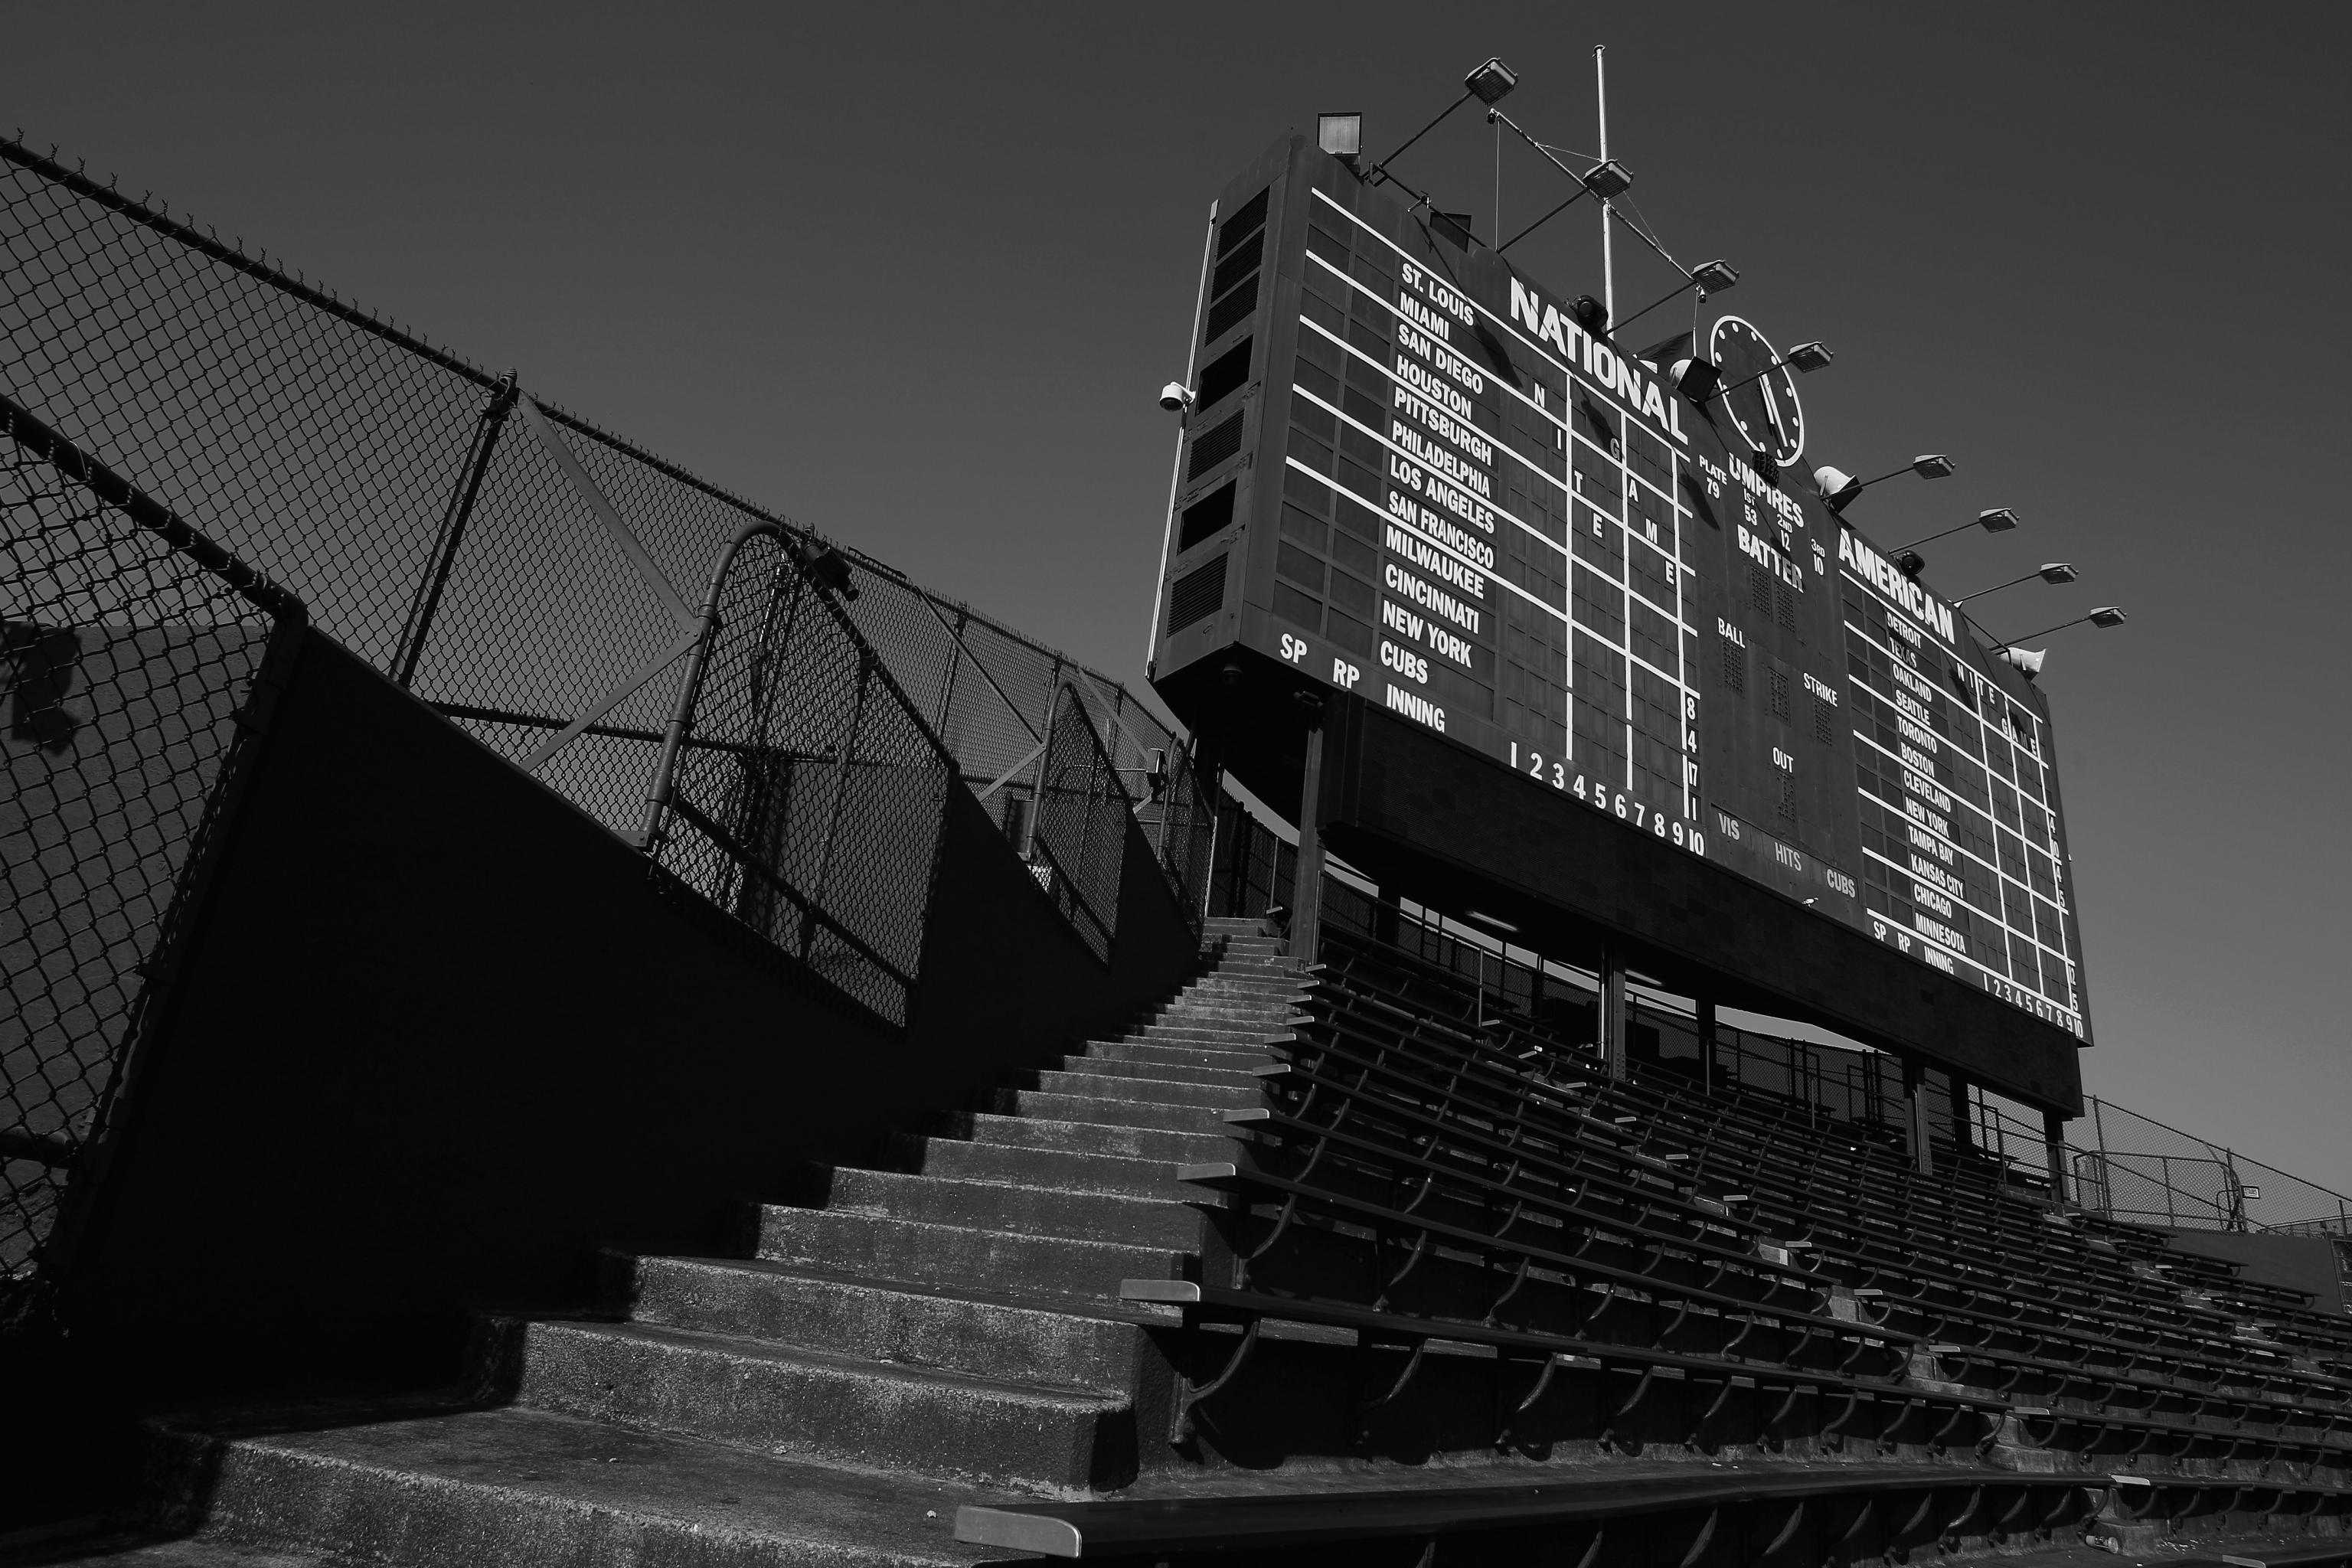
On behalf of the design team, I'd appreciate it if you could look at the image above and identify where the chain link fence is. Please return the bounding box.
[1027,686,1133,963]
[0,130,1223,1319]
[2,396,304,1321]
[644,528,950,1027]
[0,129,1209,922]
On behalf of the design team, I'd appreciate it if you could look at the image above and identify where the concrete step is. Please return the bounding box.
[1080,1039,1272,1073]
[959,1110,1233,1164]
[1031,1069,1257,1111]
[895,1132,1187,1199]
[133,1403,1021,1566]
[995,1087,1232,1134]
[501,1318,1127,1489]
[819,1166,1204,1249]
[1155,1000,1294,1024]
[616,1254,1147,1390]
[1184,973,1303,995]
[756,1204,1181,1299]
[0,1533,330,1566]
[1128,1022,1291,1047]
[1052,1054,1262,1089]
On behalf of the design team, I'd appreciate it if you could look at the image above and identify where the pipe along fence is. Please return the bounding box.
[0,132,1217,1322]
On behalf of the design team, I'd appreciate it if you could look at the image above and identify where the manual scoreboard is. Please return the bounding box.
[1152,132,2090,1065]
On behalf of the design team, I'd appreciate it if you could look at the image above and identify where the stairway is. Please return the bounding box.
[47,918,1300,1567]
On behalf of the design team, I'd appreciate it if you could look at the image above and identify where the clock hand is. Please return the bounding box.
[1759,376,1788,451]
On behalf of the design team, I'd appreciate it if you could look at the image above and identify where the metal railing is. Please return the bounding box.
[1208,815,2352,1240]
[2,396,305,1320]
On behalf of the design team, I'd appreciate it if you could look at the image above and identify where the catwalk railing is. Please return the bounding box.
[1206,805,2349,1243]
[1,397,305,1321]
[0,132,1208,954]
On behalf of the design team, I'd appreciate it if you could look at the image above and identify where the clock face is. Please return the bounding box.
[1708,315,1806,468]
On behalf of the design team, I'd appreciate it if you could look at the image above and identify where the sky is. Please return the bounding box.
[7,2,2348,1190]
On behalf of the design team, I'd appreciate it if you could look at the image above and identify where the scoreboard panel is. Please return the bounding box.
[1152,133,2090,1065]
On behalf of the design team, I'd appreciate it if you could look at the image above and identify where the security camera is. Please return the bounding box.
[1158,381,1196,413]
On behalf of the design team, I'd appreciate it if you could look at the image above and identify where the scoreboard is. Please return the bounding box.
[1151,133,2091,1084]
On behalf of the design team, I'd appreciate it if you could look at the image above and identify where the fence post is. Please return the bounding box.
[1697,999,1717,1095]
[1289,697,1329,970]
[2043,1110,2069,1204]
[1903,1059,1933,1176]
[802,651,876,961]
[393,370,519,689]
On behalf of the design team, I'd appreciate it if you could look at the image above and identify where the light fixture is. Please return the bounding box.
[1365,58,1519,187]
[1466,58,1518,104]
[1708,341,1835,405]
[1582,158,1633,199]
[1691,259,1739,292]
[1896,550,1926,577]
[1570,295,1610,335]
[1896,507,2017,553]
[1158,381,1195,413]
[1318,113,1364,169]
[1669,356,1720,403]
[1988,606,2127,657]
[1611,258,1740,339]
[1811,453,1956,516]
[1952,563,2078,606]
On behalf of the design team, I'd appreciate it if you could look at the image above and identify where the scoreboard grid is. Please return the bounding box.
[1153,136,2092,1057]
[1300,185,1707,829]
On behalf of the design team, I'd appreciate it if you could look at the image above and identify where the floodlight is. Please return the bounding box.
[1990,606,2128,652]
[1582,158,1633,199]
[1465,58,1519,104]
[1815,452,1955,517]
[1611,260,1741,338]
[1813,465,1863,513]
[1690,259,1739,293]
[2000,647,2046,678]
[1158,381,1195,413]
[1896,505,2019,553]
[1785,341,1834,373]
[1318,113,1364,165]
[1367,60,1517,188]
[1571,295,1610,335]
[1670,356,1721,403]
[1952,563,2078,605]
[1896,550,1927,577]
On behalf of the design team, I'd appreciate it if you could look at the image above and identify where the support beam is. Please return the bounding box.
[1599,946,1628,1080]
[1289,705,1328,969]
[1950,1074,1975,1153]
[1697,999,1717,1096]
[1904,1061,1934,1176]
[2043,1110,2070,1204]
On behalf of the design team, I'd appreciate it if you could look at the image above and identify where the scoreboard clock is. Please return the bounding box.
[1148,132,2089,1112]
[1709,315,1806,470]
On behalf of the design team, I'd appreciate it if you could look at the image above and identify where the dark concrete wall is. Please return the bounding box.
[2161,1230,2347,1317]
[47,629,1199,1412]
[1318,695,2085,1115]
